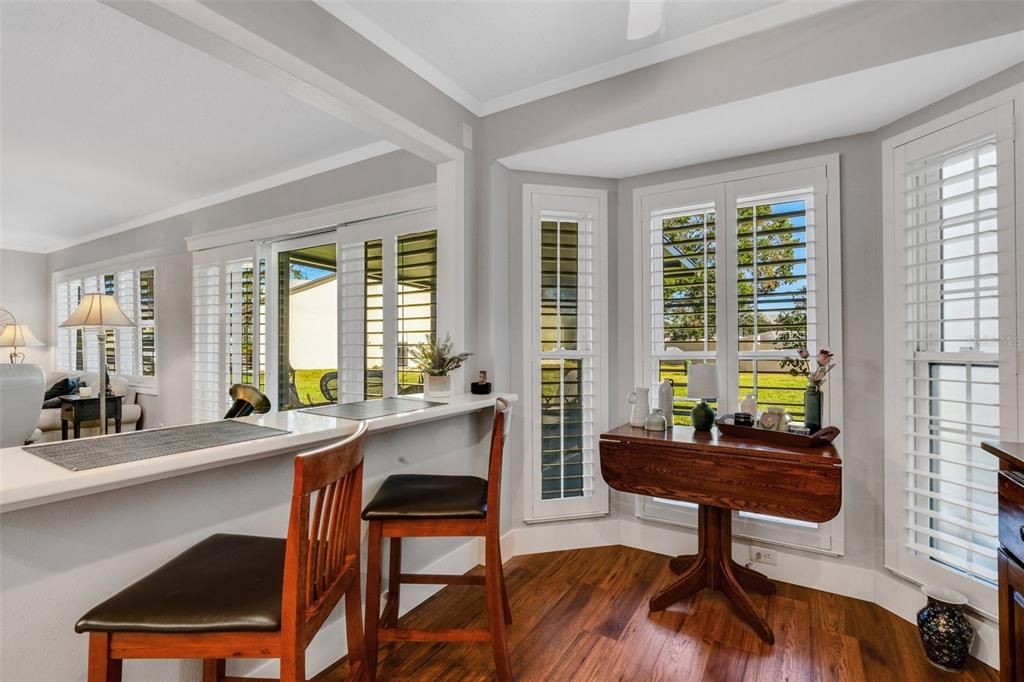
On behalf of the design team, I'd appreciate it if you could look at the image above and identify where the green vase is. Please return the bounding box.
[804,386,822,433]
[691,400,716,432]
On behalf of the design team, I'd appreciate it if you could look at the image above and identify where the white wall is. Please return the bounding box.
[288,279,337,370]
[0,249,50,367]
[0,411,494,681]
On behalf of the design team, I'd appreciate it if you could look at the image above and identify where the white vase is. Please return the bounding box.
[628,387,650,427]
[0,363,44,446]
[424,374,451,400]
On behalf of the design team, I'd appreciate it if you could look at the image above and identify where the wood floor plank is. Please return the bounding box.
[326,545,998,681]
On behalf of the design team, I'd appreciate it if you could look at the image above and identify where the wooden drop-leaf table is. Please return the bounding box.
[599,424,842,644]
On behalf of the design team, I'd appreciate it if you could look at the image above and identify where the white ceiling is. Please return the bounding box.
[500,31,1024,178]
[1,1,387,254]
[322,0,854,116]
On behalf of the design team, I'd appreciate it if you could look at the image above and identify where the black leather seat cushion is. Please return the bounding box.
[76,534,285,634]
[362,474,488,520]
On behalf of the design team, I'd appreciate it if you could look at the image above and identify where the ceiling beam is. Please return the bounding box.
[103,0,463,165]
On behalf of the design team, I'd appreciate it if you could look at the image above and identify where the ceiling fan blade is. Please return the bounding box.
[627,0,665,41]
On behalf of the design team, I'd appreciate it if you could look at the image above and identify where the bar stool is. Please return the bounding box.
[75,422,371,682]
[362,398,512,681]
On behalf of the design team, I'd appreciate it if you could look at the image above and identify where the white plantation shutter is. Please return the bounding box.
[54,267,154,379]
[192,261,222,421]
[55,280,77,370]
[115,269,138,378]
[82,276,101,372]
[524,186,609,521]
[334,212,437,403]
[338,241,368,403]
[637,160,841,551]
[885,101,1019,611]
[192,247,262,421]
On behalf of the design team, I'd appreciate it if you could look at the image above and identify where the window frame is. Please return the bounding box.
[522,185,610,523]
[332,209,439,403]
[882,89,1021,617]
[52,260,158,390]
[632,155,844,554]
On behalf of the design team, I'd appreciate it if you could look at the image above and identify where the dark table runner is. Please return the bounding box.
[23,421,290,471]
[301,398,445,420]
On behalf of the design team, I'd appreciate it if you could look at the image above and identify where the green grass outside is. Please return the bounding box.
[291,368,425,405]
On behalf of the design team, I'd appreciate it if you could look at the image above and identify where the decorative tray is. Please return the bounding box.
[715,416,840,449]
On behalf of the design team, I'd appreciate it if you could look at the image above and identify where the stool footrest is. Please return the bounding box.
[399,573,485,585]
[378,628,491,643]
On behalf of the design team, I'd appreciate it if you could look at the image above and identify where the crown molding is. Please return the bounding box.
[15,141,399,255]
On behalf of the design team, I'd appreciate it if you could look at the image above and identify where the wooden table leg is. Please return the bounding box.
[61,419,68,441]
[650,505,775,645]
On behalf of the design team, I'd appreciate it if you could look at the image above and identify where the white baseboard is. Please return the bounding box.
[242,515,999,675]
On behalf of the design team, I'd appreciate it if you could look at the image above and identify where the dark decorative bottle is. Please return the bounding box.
[471,371,492,395]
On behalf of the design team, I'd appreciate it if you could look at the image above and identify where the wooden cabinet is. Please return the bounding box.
[1000,550,1024,681]
[983,442,1024,681]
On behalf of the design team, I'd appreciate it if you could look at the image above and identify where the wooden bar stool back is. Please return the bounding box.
[76,421,371,682]
[363,398,513,681]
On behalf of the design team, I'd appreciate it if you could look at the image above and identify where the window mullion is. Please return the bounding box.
[382,236,398,398]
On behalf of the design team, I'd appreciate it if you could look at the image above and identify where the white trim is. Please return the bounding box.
[40,142,400,255]
[315,0,856,117]
[316,0,483,117]
[881,86,1022,616]
[521,184,610,523]
[185,184,437,252]
[52,249,167,281]
[632,153,842,200]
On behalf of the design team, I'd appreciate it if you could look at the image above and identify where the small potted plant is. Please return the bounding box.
[410,334,473,400]
[779,347,837,432]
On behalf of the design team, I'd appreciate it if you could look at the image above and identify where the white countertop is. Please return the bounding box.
[0,393,514,514]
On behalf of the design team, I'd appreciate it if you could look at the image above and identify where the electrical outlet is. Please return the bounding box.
[750,546,777,566]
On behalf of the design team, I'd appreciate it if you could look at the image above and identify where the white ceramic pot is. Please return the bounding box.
[424,374,451,400]
[0,363,45,446]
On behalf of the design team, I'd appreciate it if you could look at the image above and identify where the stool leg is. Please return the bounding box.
[498,545,511,625]
[202,659,225,682]
[485,536,513,682]
[384,537,402,628]
[87,633,122,682]
[364,521,383,680]
[344,563,370,682]
[280,649,305,682]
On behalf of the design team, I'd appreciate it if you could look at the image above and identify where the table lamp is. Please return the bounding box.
[0,323,44,364]
[60,294,136,435]
[686,363,718,431]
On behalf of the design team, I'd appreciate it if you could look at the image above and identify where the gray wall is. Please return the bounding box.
[493,63,1023,572]
[46,150,435,428]
[0,249,50,366]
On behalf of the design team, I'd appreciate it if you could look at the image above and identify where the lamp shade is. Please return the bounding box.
[60,293,135,328]
[0,324,44,348]
[686,363,718,400]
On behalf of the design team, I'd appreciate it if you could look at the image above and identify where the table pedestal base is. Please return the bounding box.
[649,504,776,644]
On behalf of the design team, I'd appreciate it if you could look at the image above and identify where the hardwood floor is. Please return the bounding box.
[319,545,998,681]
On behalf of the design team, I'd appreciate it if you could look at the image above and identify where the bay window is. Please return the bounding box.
[635,156,842,551]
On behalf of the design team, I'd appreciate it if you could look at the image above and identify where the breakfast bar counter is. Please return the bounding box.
[0,393,513,681]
